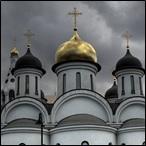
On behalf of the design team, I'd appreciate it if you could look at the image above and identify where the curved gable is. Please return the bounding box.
[51,90,113,123]
[115,97,145,123]
[1,97,50,125]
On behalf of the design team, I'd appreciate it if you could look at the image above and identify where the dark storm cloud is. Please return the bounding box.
[1,1,83,95]
[81,1,145,94]
[82,1,145,40]
[1,1,145,96]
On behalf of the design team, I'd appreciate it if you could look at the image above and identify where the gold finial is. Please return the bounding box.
[24,29,34,48]
[68,7,82,31]
[122,31,132,48]
[11,39,19,56]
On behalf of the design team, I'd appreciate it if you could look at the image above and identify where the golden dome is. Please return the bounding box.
[11,46,19,56]
[55,31,97,63]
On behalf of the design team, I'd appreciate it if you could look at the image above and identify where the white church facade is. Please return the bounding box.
[1,8,145,145]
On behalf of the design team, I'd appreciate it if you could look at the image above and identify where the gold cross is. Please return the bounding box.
[24,29,34,45]
[122,31,132,48]
[68,7,82,30]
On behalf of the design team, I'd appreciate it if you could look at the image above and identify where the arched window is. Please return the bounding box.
[2,91,5,105]
[19,143,25,145]
[131,75,135,94]
[121,77,125,95]
[25,75,29,94]
[81,141,89,145]
[35,76,38,95]
[10,78,15,82]
[121,143,126,145]
[56,143,60,145]
[63,74,66,93]
[139,77,143,95]
[109,142,113,145]
[5,79,8,83]
[17,76,20,95]
[90,74,93,90]
[9,90,15,101]
[76,72,81,89]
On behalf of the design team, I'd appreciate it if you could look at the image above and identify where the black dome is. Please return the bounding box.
[105,81,118,99]
[16,48,42,68]
[113,49,145,76]
[116,49,142,70]
[12,48,46,74]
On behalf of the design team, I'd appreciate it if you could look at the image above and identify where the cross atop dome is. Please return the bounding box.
[122,31,133,49]
[68,7,82,31]
[24,29,34,48]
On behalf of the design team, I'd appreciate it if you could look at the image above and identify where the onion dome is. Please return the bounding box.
[12,46,46,74]
[105,80,118,99]
[55,30,97,63]
[113,49,145,75]
[11,46,19,57]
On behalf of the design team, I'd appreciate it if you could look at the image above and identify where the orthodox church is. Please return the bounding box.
[1,8,145,145]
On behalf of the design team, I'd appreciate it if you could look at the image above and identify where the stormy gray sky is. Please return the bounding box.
[1,1,145,96]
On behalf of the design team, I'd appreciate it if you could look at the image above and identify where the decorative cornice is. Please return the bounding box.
[50,125,117,135]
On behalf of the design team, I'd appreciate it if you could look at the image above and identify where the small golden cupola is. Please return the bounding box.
[11,39,19,57]
[55,8,97,63]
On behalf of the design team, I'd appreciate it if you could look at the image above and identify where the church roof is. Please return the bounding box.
[4,118,40,128]
[11,46,19,57]
[121,118,145,128]
[10,40,19,57]
[105,81,118,99]
[55,30,98,64]
[113,49,145,75]
[12,48,46,74]
[109,102,120,115]
[55,8,98,64]
[15,48,42,69]
[42,101,53,115]
[57,114,106,127]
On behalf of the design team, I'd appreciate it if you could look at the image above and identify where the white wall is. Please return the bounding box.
[54,62,99,97]
[115,69,144,99]
[14,68,43,98]
[117,127,145,145]
[1,97,50,124]
[1,128,49,145]
[50,125,116,145]
[115,97,145,123]
[51,90,113,123]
